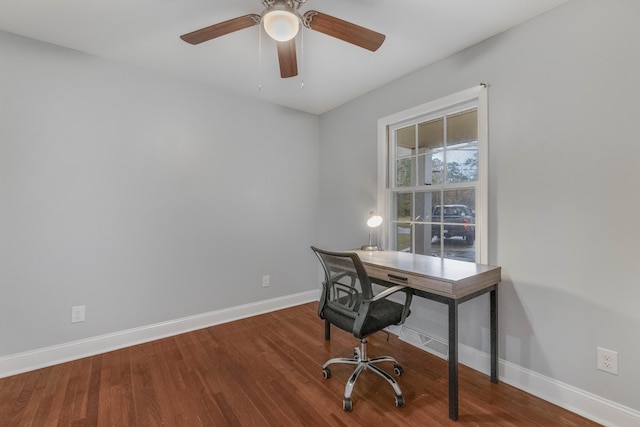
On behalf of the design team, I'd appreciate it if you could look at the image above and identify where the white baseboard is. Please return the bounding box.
[0,290,319,379]
[496,356,640,427]
[396,325,640,427]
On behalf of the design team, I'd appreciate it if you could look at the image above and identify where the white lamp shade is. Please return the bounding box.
[367,215,383,228]
[263,10,299,42]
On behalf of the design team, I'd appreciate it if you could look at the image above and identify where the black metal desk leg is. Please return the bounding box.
[490,288,499,383]
[448,300,459,421]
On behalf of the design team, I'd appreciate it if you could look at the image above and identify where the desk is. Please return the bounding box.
[352,251,501,421]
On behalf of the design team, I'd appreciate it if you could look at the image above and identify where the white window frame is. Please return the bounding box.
[376,85,489,263]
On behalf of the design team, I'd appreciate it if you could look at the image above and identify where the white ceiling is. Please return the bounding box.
[0,0,570,114]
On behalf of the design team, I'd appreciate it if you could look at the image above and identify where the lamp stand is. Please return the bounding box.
[361,229,379,251]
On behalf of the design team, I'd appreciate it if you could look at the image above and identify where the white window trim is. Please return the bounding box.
[376,85,489,263]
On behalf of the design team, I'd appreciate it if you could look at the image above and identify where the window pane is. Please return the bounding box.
[447,109,477,145]
[395,158,415,187]
[393,192,412,223]
[443,226,475,262]
[396,125,415,157]
[414,191,441,223]
[446,109,478,183]
[446,145,477,183]
[395,223,412,252]
[414,191,439,255]
[417,152,444,186]
[415,224,441,257]
[418,118,444,154]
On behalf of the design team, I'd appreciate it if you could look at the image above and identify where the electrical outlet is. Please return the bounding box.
[71,305,86,323]
[597,347,618,375]
[262,275,270,287]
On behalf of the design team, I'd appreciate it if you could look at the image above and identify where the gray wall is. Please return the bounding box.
[319,0,640,412]
[0,31,320,356]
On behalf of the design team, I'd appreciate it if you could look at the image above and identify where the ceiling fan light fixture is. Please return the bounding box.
[263,9,300,42]
[179,0,387,79]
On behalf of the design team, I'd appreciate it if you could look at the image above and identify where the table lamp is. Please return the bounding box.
[361,211,383,251]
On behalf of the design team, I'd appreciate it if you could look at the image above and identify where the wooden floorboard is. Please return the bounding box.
[0,302,601,426]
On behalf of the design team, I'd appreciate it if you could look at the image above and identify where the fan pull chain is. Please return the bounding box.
[300,28,304,90]
[258,26,262,92]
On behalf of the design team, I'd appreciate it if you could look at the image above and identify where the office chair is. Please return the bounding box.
[311,246,412,411]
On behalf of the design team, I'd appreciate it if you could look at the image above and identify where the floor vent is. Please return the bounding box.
[398,326,448,360]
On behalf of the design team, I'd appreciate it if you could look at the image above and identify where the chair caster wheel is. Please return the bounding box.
[322,367,332,379]
[394,394,405,407]
[393,364,404,376]
[343,398,353,412]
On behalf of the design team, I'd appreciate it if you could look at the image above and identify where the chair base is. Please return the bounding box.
[322,337,405,411]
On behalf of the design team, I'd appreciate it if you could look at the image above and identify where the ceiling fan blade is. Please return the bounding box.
[302,11,385,52]
[180,14,261,45]
[277,39,298,78]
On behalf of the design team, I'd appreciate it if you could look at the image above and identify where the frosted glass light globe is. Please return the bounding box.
[263,10,299,42]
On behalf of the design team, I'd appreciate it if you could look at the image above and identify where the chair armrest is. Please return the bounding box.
[371,285,407,302]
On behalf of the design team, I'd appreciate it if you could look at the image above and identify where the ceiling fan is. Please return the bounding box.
[180,0,385,79]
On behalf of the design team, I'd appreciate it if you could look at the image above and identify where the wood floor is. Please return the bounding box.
[0,302,600,426]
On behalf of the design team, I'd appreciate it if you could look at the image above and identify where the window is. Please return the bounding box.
[377,86,488,263]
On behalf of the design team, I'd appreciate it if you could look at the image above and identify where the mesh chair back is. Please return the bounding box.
[311,247,373,320]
